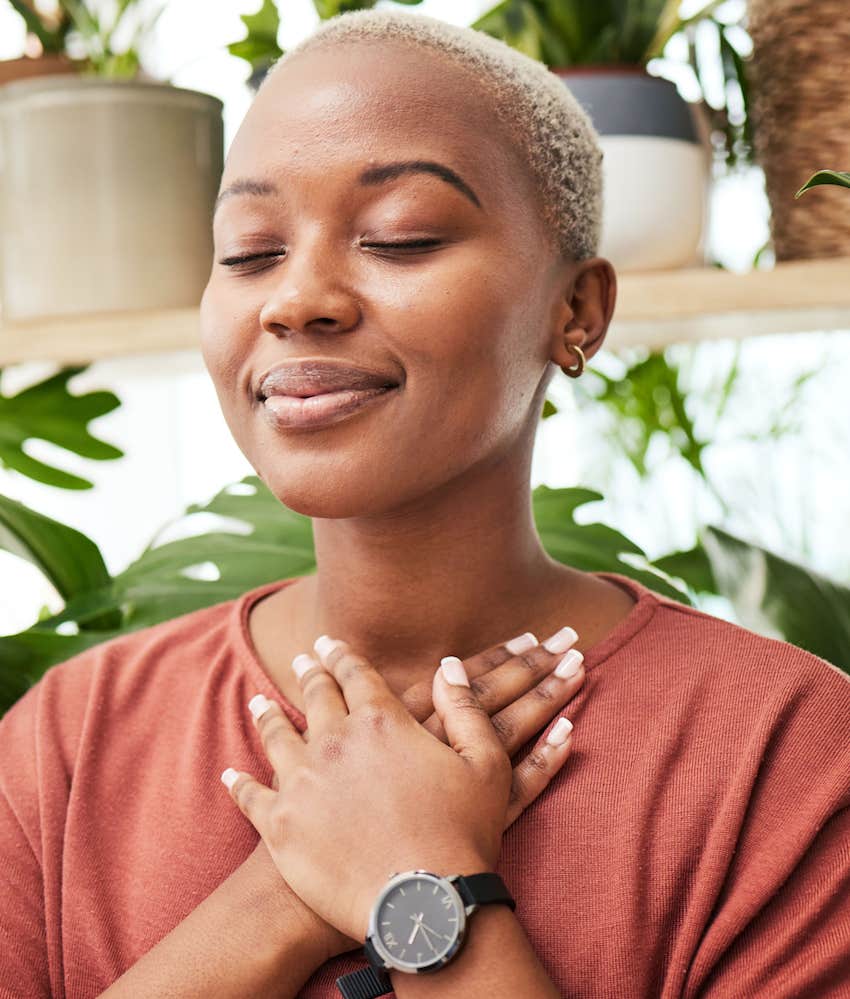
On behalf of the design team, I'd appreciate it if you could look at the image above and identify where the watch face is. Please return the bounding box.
[370,871,466,973]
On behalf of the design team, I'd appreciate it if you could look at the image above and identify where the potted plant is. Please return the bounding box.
[470,0,749,272]
[0,1,224,325]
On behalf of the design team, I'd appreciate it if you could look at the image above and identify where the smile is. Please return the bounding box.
[260,385,399,430]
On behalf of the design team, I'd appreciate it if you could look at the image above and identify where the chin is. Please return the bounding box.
[259,465,408,520]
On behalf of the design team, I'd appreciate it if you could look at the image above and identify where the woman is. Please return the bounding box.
[2,9,849,999]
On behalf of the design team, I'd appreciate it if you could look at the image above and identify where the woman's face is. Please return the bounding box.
[201,41,573,519]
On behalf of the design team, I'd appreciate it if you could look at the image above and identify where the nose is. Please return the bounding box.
[258,233,361,338]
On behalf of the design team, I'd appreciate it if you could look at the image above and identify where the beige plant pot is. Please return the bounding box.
[0,75,223,324]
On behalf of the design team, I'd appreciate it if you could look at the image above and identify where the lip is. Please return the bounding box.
[261,384,400,430]
[257,358,400,399]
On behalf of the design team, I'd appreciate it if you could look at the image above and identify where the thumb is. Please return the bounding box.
[432,656,501,766]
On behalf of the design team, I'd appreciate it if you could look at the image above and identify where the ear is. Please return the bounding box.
[549,256,617,370]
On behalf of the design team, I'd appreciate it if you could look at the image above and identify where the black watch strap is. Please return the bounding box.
[335,964,392,999]
[336,873,515,998]
[453,872,516,911]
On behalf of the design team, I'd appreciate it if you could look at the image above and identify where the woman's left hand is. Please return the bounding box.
[221,637,514,943]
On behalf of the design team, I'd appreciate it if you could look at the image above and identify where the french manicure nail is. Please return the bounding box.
[546,717,573,747]
[292,653,316,679]
[248,693,272,719]
[542,626,579,654]
[554,649,584,679]
[505,632,537,655]
[440,656,470,687]
[313,634,338,660]
[220,767,239,790]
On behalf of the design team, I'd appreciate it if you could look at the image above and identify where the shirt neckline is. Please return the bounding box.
[231,570,661,733]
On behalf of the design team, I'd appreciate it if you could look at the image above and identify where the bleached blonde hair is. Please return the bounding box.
[260,8,603,262]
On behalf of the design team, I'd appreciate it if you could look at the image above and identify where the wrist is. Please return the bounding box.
[235,844,331,969]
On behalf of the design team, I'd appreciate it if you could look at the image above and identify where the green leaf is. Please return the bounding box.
[541,398,558,419]
[532,484,692,601]
[0,492,111,602]
[701,526,850,672]
[8,0,66,52]
[0,366,123,490]
[228,0,283,70]
[795,170,850,198]
[653,543,717,594]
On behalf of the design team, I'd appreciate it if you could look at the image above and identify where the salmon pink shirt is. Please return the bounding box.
[1,571,849,997]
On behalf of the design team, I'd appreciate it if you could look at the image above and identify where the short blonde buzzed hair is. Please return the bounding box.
[261,9,603,262]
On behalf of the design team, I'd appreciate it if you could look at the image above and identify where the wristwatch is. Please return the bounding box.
[335,869,516,998]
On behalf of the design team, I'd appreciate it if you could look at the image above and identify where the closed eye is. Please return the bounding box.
[362,239,442,251]
[219,250,283,267]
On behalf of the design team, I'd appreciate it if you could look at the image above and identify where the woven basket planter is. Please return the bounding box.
[747,0,850,260]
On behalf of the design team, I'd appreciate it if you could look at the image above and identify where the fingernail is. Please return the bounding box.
[505,632,537,655]
[313,634,339,660]
[440,656,470,687]
[248,693,272,719]
[546,717,573,747]
[292,653,316,679]
[554,649,584,679]
[542,626,579,654]
[220,767,239,790]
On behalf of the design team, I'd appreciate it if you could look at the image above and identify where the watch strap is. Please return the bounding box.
[452,871,516,911]
[335,964,392,999]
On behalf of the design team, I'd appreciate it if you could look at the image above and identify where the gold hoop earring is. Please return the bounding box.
[560,343,585,379]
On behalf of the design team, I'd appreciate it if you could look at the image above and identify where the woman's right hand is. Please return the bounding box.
[252,627,585,964]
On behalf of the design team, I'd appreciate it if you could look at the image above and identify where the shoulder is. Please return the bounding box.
[649,586,850,699]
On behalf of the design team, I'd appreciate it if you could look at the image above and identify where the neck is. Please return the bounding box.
[291,454,579,684]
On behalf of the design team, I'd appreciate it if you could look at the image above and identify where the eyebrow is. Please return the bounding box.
[213,160,483,216]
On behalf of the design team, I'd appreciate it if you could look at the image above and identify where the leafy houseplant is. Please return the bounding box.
[0,1,223,324]
[2,0,167,80]
[469,0,751,271]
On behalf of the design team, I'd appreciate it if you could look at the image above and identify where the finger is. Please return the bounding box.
[503,716,575,829]
[313,635,394,714]
[433,657,507,772]
[399,631,539,724]
[420,626,582,745]
[220,766,276,837]
[290,652,348,740]
[247,693,304,773]
[485,648,584,757]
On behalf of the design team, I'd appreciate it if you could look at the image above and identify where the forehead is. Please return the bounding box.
[222,40,533,213]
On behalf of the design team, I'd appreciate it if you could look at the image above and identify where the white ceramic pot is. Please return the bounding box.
[553,68,712,272]
[0,75,223,324]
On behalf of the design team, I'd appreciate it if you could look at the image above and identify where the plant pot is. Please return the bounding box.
[552,67,712,272]
[747,0,850,260]
[0,54,81,87]
[0,75,224,325]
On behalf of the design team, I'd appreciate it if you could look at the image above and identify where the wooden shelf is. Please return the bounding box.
[1,257,849,366]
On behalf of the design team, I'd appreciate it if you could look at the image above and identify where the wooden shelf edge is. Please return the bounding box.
[2,257,849,365]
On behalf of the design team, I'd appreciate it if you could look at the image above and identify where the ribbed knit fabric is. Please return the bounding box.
[1,571,849,998]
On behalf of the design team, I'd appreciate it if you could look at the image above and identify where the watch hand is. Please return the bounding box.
[407,914,423,945]
[417,923,441,955]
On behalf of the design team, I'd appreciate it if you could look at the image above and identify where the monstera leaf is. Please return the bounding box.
[0,366,123,489]
[655,526,850,672]
[0,476,315,701]
[532,485,691,601]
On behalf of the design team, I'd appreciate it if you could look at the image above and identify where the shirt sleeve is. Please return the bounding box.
[697,803,850,996]
[0,682,51,999]
[688,654,850,997]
